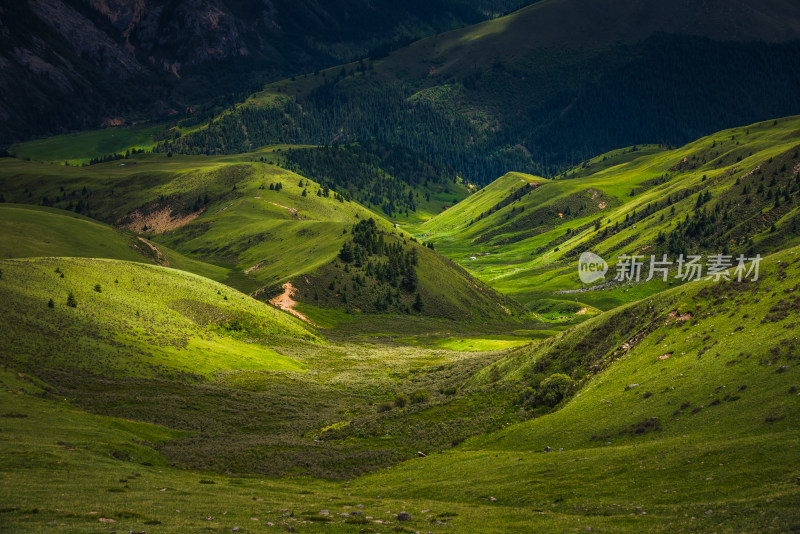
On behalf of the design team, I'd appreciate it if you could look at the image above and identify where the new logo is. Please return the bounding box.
[578,252,608,284]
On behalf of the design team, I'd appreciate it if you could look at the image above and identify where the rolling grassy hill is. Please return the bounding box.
[0,152,520,321]
[0,253,537,482]
[0,257,313,379]
[0,204,228,281]
[355,244,800,532]
[412,116,800,316]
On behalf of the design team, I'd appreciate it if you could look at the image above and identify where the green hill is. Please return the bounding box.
[413,116,800,315]
[0,204,227,281]
[0,257,313,379]
[0,204,151,262]
[0,153,520,320]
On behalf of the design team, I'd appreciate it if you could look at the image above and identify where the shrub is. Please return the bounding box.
[394,393,408,408]
[410,390,430,404]
[66,292,77,308]
[376,402,392,413]
[94,284,102,293]
[537,373,576,407]
[47,298,54,308]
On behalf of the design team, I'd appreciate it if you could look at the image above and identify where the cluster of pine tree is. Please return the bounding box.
[338,218,419,293]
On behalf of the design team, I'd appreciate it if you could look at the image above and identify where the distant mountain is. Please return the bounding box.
[0,0,525,144]
[163,0,800,183]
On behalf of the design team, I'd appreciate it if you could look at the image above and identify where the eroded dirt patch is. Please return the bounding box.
[269,282,317,326]
[121,207,203,234]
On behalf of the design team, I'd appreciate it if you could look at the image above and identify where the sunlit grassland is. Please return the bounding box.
[0,204,229,282]
[355,245,800,532]
[0,258,312,378]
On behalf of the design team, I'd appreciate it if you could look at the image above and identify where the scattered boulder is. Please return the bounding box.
[544,446,553,452]
[489,496,497,502]
[232,527,240,532]
[319,510,329,516]
[417,451,427,457]
[397,511,412,521]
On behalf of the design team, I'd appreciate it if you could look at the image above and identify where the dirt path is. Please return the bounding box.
[257,197,302,220]
[138,237,169,266]
[269,283,317,326]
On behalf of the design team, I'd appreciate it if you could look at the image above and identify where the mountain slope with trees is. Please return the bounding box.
[160,0,800,184]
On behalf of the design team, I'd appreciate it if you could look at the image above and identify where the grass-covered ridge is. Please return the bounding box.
[0,257,313,379]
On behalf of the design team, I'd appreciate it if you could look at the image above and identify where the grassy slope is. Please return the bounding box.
[0,368,522,533]
[0,204,227,281]
[0,204,149,262]
[3,247,799,532]
[354,245,800,532]
[0,254,533,481]
[0,257,313,379]
[412,117,800,313]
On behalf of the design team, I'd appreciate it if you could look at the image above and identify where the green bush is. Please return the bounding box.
[394,393,408,408]
[537,373,576,407]
[520,374,576,409]
[66,292,77,308]
[410,390,430,404]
